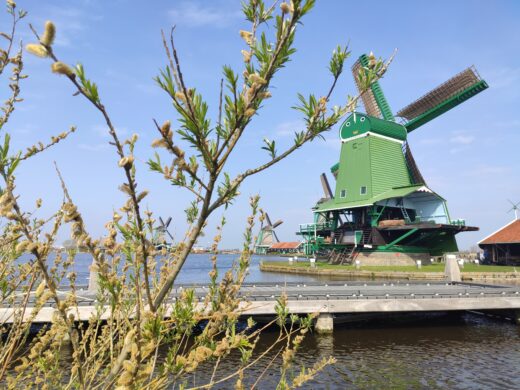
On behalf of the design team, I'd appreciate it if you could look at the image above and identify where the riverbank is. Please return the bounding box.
[260,261,520,281]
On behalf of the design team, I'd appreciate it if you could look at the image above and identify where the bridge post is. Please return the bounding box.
[88,260,100,293]
[444,254,461,282]
[315,313,334,333]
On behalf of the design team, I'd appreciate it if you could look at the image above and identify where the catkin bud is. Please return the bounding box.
[244,108,256,117]
[280,2,290,13]
[160,120,171,135]
[124,329,136,347]
[122,360,136,373]
[175,91,186,101]
[40,21,56,46]
[151,138,168,148]
[118,155,135,168]
[239,30,253,45]
[172,145,184,158]
[26,242,38,253]
[51,62,74,77]
[35,281,46,298]
[248,73,267,85]
[368,51,377,68]
[16,240,29,253]
[117,371,133,386]
[131,342,138,359]
[136,191,148,202]
[25,43,48,58]
[258,91,272,99]
[241,50,251,63]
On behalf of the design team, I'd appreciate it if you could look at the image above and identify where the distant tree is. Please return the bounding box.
[469,245,480,253]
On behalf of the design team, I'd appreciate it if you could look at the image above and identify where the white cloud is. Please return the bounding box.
[272,120,341,150]
[419,138,442,145]
[448,131,476,152]
[28,6,102,47]
[486,66,520,89]
[13,124,38,134]
[449,146,469,154]
[275,120,304,137]
[495,119,520,128]
[468,164,508,176]
[450,134,474,145]
[17,4,104,48]
[168,3,241,28]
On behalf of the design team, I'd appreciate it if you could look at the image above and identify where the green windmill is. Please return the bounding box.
[298,54,488,264]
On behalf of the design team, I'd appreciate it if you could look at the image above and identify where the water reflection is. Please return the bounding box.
[186,313,520,389]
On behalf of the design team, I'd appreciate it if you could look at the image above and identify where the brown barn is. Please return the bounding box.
[478,219,520,265]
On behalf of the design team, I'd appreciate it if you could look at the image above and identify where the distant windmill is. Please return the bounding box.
[254,212,283,254]
[508,200,520,220]
[154,216,174,249]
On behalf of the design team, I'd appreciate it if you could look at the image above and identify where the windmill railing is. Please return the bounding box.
[450,219,466,226]
[299,222,334,234]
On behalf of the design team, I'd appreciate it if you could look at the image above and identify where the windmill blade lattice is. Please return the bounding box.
[352,54,395,121]
[397,66,487,132]
[320,173,334,199]
[352,59,382,118]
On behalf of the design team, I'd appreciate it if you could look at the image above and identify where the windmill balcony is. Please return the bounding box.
[299,222,334,234]
[450,219,466,226]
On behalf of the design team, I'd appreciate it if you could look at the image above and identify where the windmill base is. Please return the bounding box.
[354,251,432,266]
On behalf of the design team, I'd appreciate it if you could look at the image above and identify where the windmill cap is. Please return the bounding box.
[340,113,407,142]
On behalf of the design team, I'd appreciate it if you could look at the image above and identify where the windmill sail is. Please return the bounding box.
[154,216,174,248]
[256,213,282,245]
[352,54,395,121]
[402,141,426,185]
[397,66,488,132]
[352,59,382,118]
[272,220,283,229]
[320,173,334,199]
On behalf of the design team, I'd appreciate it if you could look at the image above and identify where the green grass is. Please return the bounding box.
[261,261,519,273]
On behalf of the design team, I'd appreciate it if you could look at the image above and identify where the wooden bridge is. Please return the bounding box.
[2,281,520,332]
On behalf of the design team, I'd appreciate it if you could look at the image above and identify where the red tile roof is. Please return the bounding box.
[479,219,520,245]
[270,242,301,249]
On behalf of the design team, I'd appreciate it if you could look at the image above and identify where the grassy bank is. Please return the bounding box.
[261,261,518,273]
[259,261,520,281]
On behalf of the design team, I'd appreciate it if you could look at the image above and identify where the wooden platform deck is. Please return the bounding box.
[2,281,520,325]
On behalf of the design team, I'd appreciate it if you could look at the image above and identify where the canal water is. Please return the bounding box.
[20,253,520,388]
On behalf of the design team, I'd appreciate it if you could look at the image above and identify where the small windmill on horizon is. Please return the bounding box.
[254,212,283,255]
[508,200,520,220]
[154,216,174,250]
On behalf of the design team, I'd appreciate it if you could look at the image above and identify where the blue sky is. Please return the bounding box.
[2,0,520,250]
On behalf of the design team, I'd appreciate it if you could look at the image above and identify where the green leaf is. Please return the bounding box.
[147,152,163,174]
[261,138,277,159]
